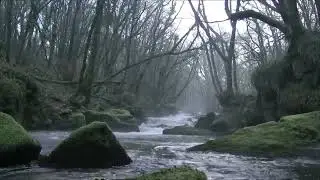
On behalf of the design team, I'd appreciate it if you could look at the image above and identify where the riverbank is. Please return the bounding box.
[188,111,320,158]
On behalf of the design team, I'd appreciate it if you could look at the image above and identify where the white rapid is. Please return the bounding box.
[1,112,320,180]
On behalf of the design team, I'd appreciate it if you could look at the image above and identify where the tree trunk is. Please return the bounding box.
[17,1,39,64]
[67,0,82,80]
[5,0,13,63]
[225,60,233,96]
[77,0,105,106]
[279,0,304,38]
[315,0,320,23]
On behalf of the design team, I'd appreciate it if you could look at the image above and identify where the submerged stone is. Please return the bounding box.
[0,112,41,167]
[46,121,132,168]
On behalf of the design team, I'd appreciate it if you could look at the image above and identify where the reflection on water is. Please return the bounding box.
[1,113,320,180]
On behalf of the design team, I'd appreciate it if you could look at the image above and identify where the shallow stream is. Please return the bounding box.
[1,113,320,180]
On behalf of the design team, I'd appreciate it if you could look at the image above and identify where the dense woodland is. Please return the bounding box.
[0,0,320,129]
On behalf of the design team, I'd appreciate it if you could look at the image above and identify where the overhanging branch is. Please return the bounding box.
[230,10,289,35]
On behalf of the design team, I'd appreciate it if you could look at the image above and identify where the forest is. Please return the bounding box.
[1,0,320,179]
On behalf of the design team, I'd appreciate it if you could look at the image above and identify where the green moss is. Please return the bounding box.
[47,121,132,168]
[84,110,139,132]
[129,166,207,180]
[188,111,320,156]
[52,121,116,148]
[106,108,135,123]
[0,112,38,146]
[0,112,41,166]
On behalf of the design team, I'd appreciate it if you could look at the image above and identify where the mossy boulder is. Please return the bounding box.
[52,112,86,130]
[188,111,320,157]
[194,112,216,130]
[129,166,207,180]
[125,106,146,124]
[45,121,132,168]
[84,110,139,132]
[163,126,213,136]
[106,109,135,123]
[0,112,41,167]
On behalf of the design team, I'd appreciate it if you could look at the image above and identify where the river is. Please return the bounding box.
[1,113,320,180]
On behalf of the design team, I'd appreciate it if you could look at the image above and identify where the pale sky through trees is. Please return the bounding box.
[175,0,246,35]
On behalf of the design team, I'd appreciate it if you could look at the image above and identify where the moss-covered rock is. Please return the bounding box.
[106,109,135,123]
[163,126,213,136]
[194,112,216,130]
[188,111,320,157]
[51,112,86,130]
[128,166,207,180]
[45,121,132,168]
[125,105,147,124]
[0,112,41,167]
[84,110,139,132]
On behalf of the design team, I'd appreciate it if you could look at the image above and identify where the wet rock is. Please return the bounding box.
[163,126,213,136]
[0,112,41,167]
[52,112,86,130]
[84,110,139,132]
[129,166,207,180]
[210,119,229,133]
[194,112,216,130]
[45,121,132,168]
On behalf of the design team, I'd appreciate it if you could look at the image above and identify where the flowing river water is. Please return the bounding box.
[1,113,320,180]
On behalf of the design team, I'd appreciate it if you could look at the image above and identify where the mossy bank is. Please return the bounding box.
[189,111,320,157]
[128,166,207,180]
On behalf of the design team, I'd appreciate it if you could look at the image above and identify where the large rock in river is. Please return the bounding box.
[129,166,207,180]
[0,112,41,167]
[46,121,132,168]
[188,111,320,157]
[84,109,139,132]
[194,112,216,129]
[163,126,213,136]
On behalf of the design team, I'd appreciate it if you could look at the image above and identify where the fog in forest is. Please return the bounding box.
[1,0,320,179]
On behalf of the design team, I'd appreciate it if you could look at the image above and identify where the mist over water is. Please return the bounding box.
[1,113,320,180]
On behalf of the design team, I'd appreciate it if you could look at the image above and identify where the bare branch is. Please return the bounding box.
[230,10,289,35]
